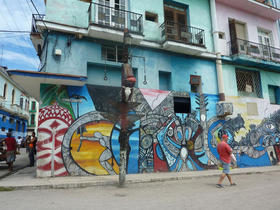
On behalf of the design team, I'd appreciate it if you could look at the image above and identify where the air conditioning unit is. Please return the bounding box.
[216,102,233,117]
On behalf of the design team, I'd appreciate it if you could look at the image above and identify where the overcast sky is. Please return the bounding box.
[0,0,45,71]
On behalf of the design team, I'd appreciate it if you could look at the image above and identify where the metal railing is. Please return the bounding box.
[89,2,143,34]
[253,0,280,10]
[228,38,280,63]
[160,21,205,47]
[31,14,45,33]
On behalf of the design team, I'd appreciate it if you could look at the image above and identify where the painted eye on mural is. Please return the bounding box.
[264,122,275,131]
[167,127,173,137]
[141,134,153,149]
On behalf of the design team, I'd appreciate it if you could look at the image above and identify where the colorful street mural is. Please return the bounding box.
[37,84,280,177]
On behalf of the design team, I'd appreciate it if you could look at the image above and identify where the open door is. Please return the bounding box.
[229,19,238,55]
[164,5,188,42]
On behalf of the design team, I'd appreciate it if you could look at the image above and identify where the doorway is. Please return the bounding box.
[164,4,188,42]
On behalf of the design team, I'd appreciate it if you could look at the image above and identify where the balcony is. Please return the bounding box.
[228,38,280,69]
[88,2,143,43]
[160,21,206,55]
[30,14,45,56]
[217,0,280,20]
[10,104,29,120]
[10,104,21,115]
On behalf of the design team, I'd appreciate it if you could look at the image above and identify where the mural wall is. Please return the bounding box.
[37,84,280,177]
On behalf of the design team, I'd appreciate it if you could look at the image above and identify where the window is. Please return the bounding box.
[2,116,6,122]
[32,101,36,111]
[16,120,20,131]
[268,85,280,104]
[97,0,126,28]
[190,75,201,93]
[25,99,28,111]
[22,122,25,132]
[235,69,262,98]
[12,89,15,104]
[9,118,14,124]
[27,100,30,111]
[159,71,171,91]
[101,45,123,62]
[174,97,191,113]
[258,29,273,58]
[20,98,23,109]
[164,4,188,42]
[145,12,158,22]
[3,83,7,98]
[218,32,225,39]
[31,114,35,125]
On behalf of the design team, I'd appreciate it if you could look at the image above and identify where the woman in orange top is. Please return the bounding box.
[28,132,37,167]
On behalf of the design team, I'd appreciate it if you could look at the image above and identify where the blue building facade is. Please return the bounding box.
[0,67,29,140]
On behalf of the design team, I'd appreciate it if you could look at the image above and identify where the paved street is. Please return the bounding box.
[0,148,30,178]
[0,170,279,210]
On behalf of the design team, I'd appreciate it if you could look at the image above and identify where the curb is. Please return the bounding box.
[1,166,280,190]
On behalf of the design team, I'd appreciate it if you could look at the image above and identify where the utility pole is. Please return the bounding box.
[119,28,136,186]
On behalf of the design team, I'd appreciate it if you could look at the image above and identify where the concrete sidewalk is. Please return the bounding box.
[0,165,280,190]
[0,148,30,179]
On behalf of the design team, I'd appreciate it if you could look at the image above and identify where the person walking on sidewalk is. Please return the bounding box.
[28,132,37,167]
[4,132,17,171]
[216,134,236,188]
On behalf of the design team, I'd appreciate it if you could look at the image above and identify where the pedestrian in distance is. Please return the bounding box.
[216,134,236,188]
[28,132,37,167]
[4,132,17,171]
[25,135,31,153]
[16,137,22,154]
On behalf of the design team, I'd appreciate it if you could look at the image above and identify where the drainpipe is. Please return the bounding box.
[210,0,225,101]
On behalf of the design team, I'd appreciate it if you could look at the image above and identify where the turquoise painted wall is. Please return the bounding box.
[130,0,164,42]
[131,0,214,52]
[222,63,280,100]
[46,0,89,28]
[44,33,218,94]
[45,0,213,52]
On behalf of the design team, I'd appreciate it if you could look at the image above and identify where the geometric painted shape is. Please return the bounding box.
[140,88,170,110]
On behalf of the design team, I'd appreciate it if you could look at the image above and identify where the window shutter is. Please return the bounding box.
[229,19,238,55]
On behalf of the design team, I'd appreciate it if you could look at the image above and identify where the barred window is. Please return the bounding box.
[235,69,262,98]
[101,45,123,62]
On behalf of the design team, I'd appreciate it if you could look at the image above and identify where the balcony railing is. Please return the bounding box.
[160,21,205,47]
[89,2,143,34]
[254,0,280,10]
[228,38,280,63]
[31,14,45,34]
